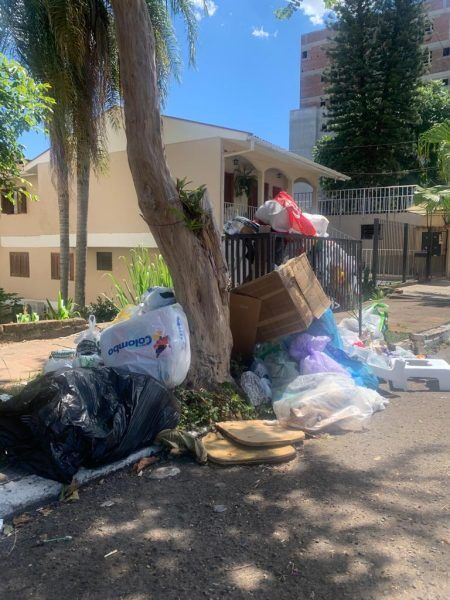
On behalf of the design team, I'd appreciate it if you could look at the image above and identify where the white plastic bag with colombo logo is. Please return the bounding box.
[99,303,191,388]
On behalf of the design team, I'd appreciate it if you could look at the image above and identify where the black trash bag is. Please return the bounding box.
[0,367,179,483]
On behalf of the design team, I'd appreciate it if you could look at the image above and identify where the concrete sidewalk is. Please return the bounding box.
[0,334,76,386]
[387,280,450,335]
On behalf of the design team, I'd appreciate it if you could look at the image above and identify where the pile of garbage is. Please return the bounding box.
[230,254,401,434]
[225,190,330,238]
[0,287,191,482]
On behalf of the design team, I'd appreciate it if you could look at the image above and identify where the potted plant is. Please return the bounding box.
[234,165,257,199]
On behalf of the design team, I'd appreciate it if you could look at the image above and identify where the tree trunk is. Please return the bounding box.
[75,134,90,309]
[111,0,232,387]
[56,161,70,303]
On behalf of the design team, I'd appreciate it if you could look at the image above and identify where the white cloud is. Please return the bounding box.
[191,0,218,20]
[251,26,278,39]
[298,0,328,26]
[252,26,270,39]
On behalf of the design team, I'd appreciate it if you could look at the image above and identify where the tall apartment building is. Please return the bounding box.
[289,0,450,159]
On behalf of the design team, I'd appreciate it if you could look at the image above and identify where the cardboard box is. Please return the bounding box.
[230,254,330,355]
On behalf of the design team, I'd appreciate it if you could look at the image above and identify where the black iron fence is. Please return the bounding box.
[224,233,363,318]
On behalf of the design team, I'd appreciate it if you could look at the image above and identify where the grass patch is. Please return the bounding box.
[385,329,410,345]
[175,383,256,430]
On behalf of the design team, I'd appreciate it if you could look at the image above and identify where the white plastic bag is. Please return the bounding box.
[303,213,329,237]
[99,303,190,388]
[140,287,176,312]
[255,200,290,232]
[273,373,388,433]
[43,350,76,374]
[75,315,100,344]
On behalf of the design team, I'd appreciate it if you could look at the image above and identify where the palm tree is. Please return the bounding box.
[2,0,199,309]
[0,0,77,301]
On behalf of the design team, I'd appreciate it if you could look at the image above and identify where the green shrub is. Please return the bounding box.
[16,305,39,323]
[175,384,255,430]
[46,291,79,320]
[0,288,22,324]
[82,296,119,323]
[107,248,173,309]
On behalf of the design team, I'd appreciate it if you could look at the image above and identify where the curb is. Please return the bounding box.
[410,322,450,354]
[0,445,158,521]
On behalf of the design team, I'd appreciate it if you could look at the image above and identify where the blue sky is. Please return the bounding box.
[19,0,328,159]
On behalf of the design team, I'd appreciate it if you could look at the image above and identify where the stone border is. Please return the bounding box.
[410,322,450,354]
[0,318,87,343]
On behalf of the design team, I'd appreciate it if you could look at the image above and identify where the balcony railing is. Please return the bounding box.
[293,191,313,211]
[319,185,416,216]
[224,203,258,222]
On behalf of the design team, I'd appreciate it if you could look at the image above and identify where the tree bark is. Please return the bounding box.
[111,0,232,387]
[75,134,90,309]
[56,160,70,303]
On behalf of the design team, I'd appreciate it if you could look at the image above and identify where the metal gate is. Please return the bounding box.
[224,233,363,316]
[366,217,448,282]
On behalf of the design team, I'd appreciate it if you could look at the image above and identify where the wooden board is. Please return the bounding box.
[216,420,305,448]
[203,432,296,465]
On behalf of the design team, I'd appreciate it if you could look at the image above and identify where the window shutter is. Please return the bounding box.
[51,253,74,280]
[17,193,27,214]
[1,195,15,214]
[96,252,113,271]
[10,252,29,277]
[51,253,59,280]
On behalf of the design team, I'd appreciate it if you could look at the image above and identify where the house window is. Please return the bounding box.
[51,253,74,280]
[10,252,30,278]
[443,47,450,56]
[97,251,113,271]
[361,223,382,240]
[443,78,449,86]
[1,194,14,214]
[423,49,432,66]
[302,50,308,59]
[0,191,27,214]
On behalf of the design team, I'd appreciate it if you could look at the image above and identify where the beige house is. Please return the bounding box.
[0,114,347,306]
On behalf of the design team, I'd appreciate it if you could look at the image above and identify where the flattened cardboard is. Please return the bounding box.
[230,254,330,354]
[203,432,297,465]
[216,420,305,447]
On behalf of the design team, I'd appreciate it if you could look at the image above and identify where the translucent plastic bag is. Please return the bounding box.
[140,287,176,312]
[301,350,349,377]
[75,315,100,344]
[99,304,191,388]
[289,333,330,361]
[273,373,388,433]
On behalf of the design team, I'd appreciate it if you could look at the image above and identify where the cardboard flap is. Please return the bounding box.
[230,254,330,352]
[230,293,261,356]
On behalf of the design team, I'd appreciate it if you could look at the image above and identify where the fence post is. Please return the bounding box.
[426,225,433,280]
[358,240,363,337]
[402,223,409,283]
[372,218,380,286]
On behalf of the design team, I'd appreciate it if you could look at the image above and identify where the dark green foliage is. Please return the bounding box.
[315,0,426,188]
[176,177,208,233]
[82,296,119,323]
[0,287,22,324]
[175,384,255,430]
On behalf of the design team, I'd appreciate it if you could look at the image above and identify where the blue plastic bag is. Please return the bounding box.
[306,308,344,350]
